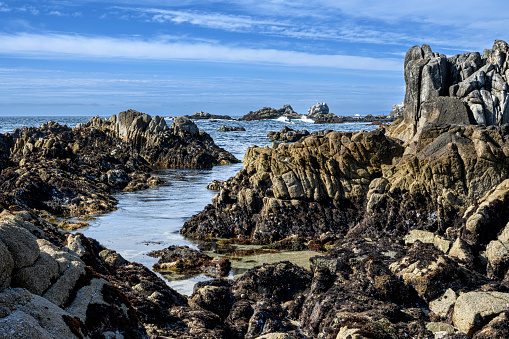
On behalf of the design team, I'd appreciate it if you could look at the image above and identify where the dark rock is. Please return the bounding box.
[188,111,234,120]
[149,245,213,272]
[267,126,309,142]
[217,125,246,132]
[0,110,238,218]
[240,105,301,121]
[190,279,235,320]
[233,261,311,302]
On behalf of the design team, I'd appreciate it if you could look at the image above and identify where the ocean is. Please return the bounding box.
[0,115,378,294]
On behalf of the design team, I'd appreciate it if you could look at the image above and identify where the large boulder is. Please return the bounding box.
[0,223,39,269]
[452,291,509,336]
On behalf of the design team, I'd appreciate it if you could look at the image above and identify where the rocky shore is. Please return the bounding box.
[3,40,509,338]
[0,110,238,218]
[181,40,509,338]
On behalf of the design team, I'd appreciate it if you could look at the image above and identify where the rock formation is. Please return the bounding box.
[0,110,238,217]
[307,102,329,119]
[187,111,234,120]
[240,105,301,121]
[217,125,246,132]
[267,126,310,142]
[390,40,509,141]
[389,102,404,119]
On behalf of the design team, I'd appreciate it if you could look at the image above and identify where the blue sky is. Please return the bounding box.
[1,1,508,117]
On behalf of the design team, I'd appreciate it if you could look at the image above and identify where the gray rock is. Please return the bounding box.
[65,278,109,322]
[307,102,329,118]
[0,223,40,269]
[429,288,457,318]
[452,291,509,336]
[37,239,86,306]
[0,287,84,339]
[11,252,59,295]
[171,116,199,136]
[0,240,13,290]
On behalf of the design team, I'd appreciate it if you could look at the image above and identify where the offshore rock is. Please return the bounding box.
[188,111,234,120]
[307,102,329,119]
[217,125,246,132]
[240,105,301,121]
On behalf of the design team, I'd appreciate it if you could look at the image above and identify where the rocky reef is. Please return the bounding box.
[181,40,509,338]
[187,111,234,120]
[0,110,238,217]
[240,105,301,121]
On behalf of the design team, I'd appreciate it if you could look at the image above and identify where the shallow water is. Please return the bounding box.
[0,115,378,295]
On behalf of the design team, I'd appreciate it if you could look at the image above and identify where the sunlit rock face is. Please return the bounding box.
[389,39,509,142]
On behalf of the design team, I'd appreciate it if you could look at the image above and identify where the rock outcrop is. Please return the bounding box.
[182,63,509,336]
[307,102,329,119]
[389,102,404,119]
[0,110,238,217]
[267,126,310,142]
[187,111,234,120]
[390,40,509,141]
[240,105,301,121]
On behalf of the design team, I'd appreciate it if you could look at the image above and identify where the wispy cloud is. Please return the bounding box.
[0,33,402,71]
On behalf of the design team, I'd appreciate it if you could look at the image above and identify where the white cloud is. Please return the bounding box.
[0,33,402,71]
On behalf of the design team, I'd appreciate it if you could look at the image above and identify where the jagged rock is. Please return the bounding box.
[389,102,404,119]
[182,128,405,242]
[307,102,329,119]
[0,110,237,218]
[389,40,509,142]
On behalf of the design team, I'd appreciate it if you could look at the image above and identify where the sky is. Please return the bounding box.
[0,1,508,117]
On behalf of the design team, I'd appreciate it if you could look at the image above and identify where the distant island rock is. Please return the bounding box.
[240,105,301,121]
[307,102,329,119]
[217,125,246,132]
[388,102,404,119]
[187,111,234,120]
